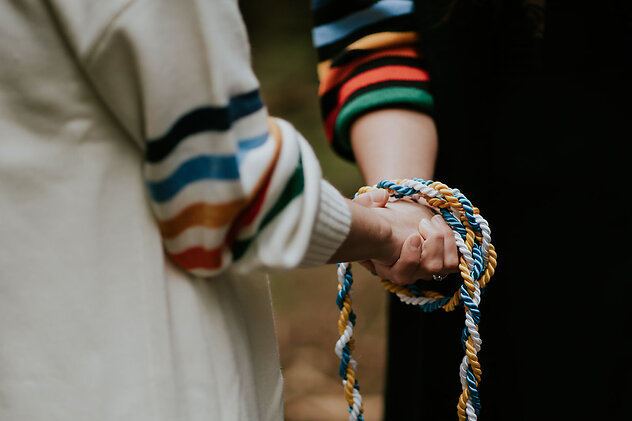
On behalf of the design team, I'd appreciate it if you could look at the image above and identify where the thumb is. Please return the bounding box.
[352,189,389,208]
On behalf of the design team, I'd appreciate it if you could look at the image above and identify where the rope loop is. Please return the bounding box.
[336,179,497,421]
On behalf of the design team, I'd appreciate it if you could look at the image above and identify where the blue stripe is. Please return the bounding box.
[236,132,268,164]
[147,131,270,203]
[312,0,413,47]
[147,155,239,203]
[146,89,264,163]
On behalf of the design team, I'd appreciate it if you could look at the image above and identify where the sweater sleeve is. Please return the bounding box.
[48,0,350,277]
[312,0,434,160]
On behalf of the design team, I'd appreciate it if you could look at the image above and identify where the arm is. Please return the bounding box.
[50,0,432,279]
[351,108,438,184]
[350,109,459,281]
[312,0,433,160]
[312,1,458,280]
[49,0,354,276]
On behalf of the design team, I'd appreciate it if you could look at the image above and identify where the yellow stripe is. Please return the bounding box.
[346,31,419,51]
[317,32,419,81]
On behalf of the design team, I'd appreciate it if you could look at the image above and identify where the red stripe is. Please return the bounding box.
[323,106,339,143]
[319,46,421,95]
[225,171,273,245]
[338,65,429,104]
[167,178,271,270]
[322,65,429,142]
[169,246,223,270]
[225,118,282,247]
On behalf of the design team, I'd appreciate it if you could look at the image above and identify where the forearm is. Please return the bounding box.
[350,108,438,185]
[327,198,393,265]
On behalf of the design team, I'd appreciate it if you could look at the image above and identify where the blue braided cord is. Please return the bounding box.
[385,282,457,312]
[336,284,350,309]
[349,407,365,421]
[336,267,354,309]
[454,191,480,230]
[470,244,485,281]
[466,369,482,414]
[349,409,365,421]
[405,284,454,311]
[410,177,434,186]
[419,296,452,312]
[459,285,480,324]
[406,284,422,296]
[351,378,365,421]
[441,209,467,239]
[461,327,469,351]
[376,180,417,197]
[339,344,352,378]
[388,284,451,311]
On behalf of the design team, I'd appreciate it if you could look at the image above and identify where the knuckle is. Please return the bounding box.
[422,259,443,274]
[446,258,460,272]
[393,276,414,286]
[391,270,414,286]
[425,231,443,242]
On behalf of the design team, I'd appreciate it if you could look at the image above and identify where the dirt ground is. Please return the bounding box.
[271,267,388,421]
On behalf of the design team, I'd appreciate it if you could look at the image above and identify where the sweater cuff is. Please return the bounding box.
[299,180,351,267]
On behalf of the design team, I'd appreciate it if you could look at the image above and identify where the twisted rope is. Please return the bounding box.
[335,179,497,421]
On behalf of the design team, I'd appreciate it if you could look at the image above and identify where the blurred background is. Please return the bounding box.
[240,1,389,420]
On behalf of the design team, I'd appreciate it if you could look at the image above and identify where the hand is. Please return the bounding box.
[353,189,459,285]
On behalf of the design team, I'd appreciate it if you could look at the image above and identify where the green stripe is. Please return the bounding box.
[335,86,434,159]
[232,158,305,261]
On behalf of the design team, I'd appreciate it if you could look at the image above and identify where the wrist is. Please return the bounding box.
[300,180,352,267]
[328,200,392,264]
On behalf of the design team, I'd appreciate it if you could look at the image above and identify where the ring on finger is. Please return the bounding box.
[432,274,447,281]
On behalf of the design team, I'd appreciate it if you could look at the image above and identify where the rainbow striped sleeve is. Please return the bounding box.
[77,0,351,278]
[144,89,324,278]
[312,0,433,160]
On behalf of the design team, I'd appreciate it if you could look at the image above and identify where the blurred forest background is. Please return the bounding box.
[240,1,389,420]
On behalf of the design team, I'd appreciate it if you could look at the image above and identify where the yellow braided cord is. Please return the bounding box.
[337,179,497,421]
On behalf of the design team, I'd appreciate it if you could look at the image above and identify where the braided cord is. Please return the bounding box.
[335,179,497,421]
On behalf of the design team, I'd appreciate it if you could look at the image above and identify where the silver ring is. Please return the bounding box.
[432,274,446,281]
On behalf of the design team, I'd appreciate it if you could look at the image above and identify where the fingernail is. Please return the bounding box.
[410,235,422,249]
[369,189,385,204]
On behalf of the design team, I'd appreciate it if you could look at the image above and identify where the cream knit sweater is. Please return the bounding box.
[0,1,350,420]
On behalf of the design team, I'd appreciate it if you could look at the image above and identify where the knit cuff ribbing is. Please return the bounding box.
[299,180,351,268]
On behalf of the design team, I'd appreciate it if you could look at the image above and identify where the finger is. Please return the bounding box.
[432,214,459,273]
[379,233,422,285]
[417,218,445,279]
[352,189,389,208]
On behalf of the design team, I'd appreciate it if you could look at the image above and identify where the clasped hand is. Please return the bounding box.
[353,189,459,285]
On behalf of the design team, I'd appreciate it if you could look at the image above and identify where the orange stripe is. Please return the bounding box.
[158,200,248,237]
[158,118,283,239]
[338,65,429,104]
[319,45,421,95]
